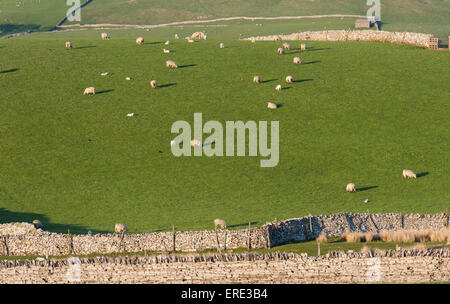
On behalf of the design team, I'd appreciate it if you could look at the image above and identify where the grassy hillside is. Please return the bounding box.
[0,39,448,233]
[1,0,449,38]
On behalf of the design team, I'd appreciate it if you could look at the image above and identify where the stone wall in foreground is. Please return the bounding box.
[0,249,448,284]
[244,30,434,48]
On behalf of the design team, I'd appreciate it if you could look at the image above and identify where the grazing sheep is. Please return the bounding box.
[267,102,278,109]
[150,80,157,88]
[283,42,291,50]
[83,87,95,95]
[101,72,109,76]
[163,49,170,53]
[346,183,356,192]
[65,41,72,49]
[403,169,417,179]
[166,60,178,68]
[253,75,260,84]
[125,77,131,80]
[219,43,225,48]
[293,57,302,64]
[214,218,227,229]
[191,31,207,40]
[175,34,180,39]
[187,38,194,43]
[115,223,128,234]
[277,48,285,55]
[190,139,202,147]
[165,40,170,45]
[275,85,282,91]
[127,113,135,117]
[285,76,293,84]
[101,32,111,40]
[301,43,307,51]
[275,35,282,42]
[136,37,144,45]
[32,220,43,230]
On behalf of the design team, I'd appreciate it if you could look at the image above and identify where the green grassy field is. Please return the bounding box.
[1,0,449,38]
[0,38,449,234]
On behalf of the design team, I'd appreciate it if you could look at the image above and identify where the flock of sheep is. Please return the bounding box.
[66,31,422,233]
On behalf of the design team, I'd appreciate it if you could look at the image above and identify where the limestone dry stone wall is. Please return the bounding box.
[245,30,434,48]
[0,213,447,257]
[0,249,448,284]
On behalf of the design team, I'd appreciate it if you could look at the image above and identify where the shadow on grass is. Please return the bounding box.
[260,79,277,83]
[0,24,40,36]
[0,207,109,234]
[293,78,313,83]
[357,185,378,192]
[178,64,197,69]
[158,83,177,88]
[74,46,96,50]
[145,41,164,45]
[416,172,429,178]
[303,60,321,65]
[307,47,331,52]
[228,222,258,229]
[0,68,19,74]
[96,89,114,95]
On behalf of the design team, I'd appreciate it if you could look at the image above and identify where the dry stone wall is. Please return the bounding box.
[0,213,447,257]
[245,30,434,48]
[0,249,448,284]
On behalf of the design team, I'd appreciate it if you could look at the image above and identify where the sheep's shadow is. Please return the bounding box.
[0,68,19,74]
[145,42,164,45]
[178,64,197,69]
[416,172,429,178]
[303,60,321,65]
[275,104,284,108]
[74,46,96,50]
[158,83,177,88]
[228,222,258,229]
[293,78,313,83]
[96,89,114,95]
[357,185,378,192]
[260,79,277,84]
[281,87,292,91]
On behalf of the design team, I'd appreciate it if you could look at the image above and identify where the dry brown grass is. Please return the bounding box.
[343,228,450,244]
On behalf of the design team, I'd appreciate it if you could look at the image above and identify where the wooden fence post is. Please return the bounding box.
[317,241,321,256]
[247,222,251,250]
[172,225,176,252]
[215,228,222,254]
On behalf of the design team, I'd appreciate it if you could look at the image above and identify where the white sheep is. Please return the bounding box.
[101,72,109,76]
[293,57,302,64]
[275,85,282,91]
[301,43,307,51]
[32,220,43,229]
[402,169,417,179]
[150,80,157,88]
[115,223,128,233]
[101,32,111,40]
[214,218,227,229]
[165,40,170,45]
[127,113,135,117]
[283,42,291,50]
[190,139,202,147]
[285,76,293,84]
[277,48,285,55]
[191,31,207,40]
[125,77,131,80]
[136,37,144,45]
[163,49,170,53]
[166,60,178,68]
[346,183,356,192]
[175,34,180,39]
[65,41,72,49]
[267,102,278,109]
[219,43,225,48]
[187,38,194,43]
[253,75,260,84]
[83,87,95,95]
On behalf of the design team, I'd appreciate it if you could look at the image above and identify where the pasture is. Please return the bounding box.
[0,37,449,234]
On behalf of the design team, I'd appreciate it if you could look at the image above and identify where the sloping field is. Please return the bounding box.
[0,38,448,233]
[1,0,449,38]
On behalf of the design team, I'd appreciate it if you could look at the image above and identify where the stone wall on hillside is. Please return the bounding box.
[244,30,434,48]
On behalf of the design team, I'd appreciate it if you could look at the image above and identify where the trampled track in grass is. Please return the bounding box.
[0,38,449,233]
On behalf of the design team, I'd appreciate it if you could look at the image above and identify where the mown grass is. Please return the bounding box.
[0,38,449,234]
